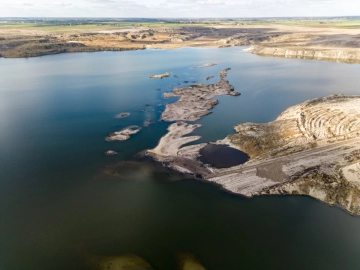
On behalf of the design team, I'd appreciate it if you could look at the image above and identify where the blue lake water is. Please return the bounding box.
[1,47,360,270]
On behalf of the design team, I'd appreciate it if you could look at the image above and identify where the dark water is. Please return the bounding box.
[200,144,249,168]
[1,47,360,270]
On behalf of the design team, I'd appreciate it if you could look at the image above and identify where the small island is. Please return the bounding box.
[150,72,171,79]
[105,150,118,156]
[115,112,130,118]
[193,62,219,69]
[106,126,141,141]
[161,68,239,122]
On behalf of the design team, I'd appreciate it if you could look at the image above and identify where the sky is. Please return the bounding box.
[0,0,359,18]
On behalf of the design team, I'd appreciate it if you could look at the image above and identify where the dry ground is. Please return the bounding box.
[1,23,359,62]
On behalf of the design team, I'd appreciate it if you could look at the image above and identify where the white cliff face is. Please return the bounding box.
[248,46,360,64]
[228,95,360,159]
[216,95,360,215]
[148,74,360,216]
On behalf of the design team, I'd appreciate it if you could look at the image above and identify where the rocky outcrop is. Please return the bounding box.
[150,72,170,79]
[192,62,219,68]
[258,149,360,216]
[210,95,360,215]
[161,68,240,122]
[147,68,240,176]
[106,126,141,141]
[147,122,210,176]
[105,150,118,156]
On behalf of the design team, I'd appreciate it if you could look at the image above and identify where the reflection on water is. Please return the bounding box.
[1,48,360,270]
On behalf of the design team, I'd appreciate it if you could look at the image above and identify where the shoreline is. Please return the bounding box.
[1,24,360,64]
[1,44,360,66]
[147,91,360,216]
[146,68,240,177]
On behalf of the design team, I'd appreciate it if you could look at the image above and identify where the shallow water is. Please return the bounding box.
[1,47,360,270]
[200,144,249,168]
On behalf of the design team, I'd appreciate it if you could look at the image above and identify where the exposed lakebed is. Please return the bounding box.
[1,47,360,270]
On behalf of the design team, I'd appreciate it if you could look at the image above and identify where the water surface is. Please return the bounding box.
[1,48,360,270]
[200,144,249,168]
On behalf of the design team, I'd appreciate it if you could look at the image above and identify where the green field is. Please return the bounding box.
[232,19,360,29]
[1,19,360,31]
[0,21,210,32]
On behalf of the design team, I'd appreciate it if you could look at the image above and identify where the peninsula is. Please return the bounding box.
[148,82,360,215]
[211,95,360,215]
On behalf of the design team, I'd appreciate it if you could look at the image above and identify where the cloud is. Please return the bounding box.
[52,1,73,7]
[1,0,360,17]
[22,2,34,6]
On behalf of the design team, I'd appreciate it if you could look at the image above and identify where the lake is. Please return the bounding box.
[1,47,360,270]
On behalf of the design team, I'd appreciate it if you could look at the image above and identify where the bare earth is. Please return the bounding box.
[161,68,239,122]
[146,68,240,176]
[3,22,360,215]
[145,59,360,215]
[153,95,360,216]
[1,24,360,63]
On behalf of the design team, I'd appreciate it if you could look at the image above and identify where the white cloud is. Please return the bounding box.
[0,0,360,17]
[51,1,73,7]
[22,2,34,6]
